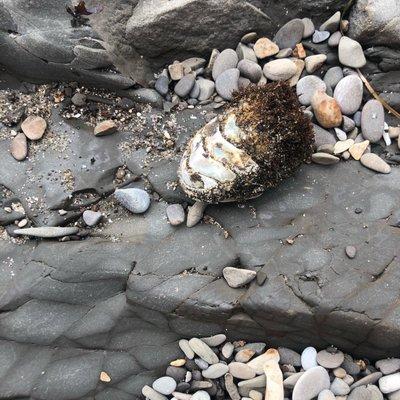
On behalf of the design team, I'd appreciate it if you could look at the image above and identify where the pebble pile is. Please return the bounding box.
[142,334,400,400]
[154,11,398,175]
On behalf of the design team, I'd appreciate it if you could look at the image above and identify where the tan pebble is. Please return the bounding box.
[10,132,28,161]
[312,152,340,165]
[333,367,347,379]
[263,359,284,400]
[186,201,207,228]
[94,120,117,136]
[305,54,327,73]
[311,90,342,128]
[287,59,305,87]
[21,115,47,140]
[18,219,28,228]
[360,153,391,174]
[293,43,306,59]
[388,126,400,139]
[333,139,354,154]
[249,390,263,400]
[342,150,351,160]
[235,348,256,363]
[349,140,370,160]
[100,371,111,382]
[169,62,184,80]
[254,37,279,59]
[247,348,280,375]
[170,359,186,367]
[317,144,335,154]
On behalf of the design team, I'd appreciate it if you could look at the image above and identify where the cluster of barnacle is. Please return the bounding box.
[178,82,314,203]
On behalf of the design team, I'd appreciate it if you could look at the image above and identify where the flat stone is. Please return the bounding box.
[335,128,347,141]
[367,385,384,400]
[376,359,400,375]
[318,389,335,400]
[328,31,342,47]
[225,373,241,400]
[320,11,341,33]
[305,54,327,73]
[297,76,326,106]
[153,376,177,395]
[94,120,117,136]
[155,75,170,96]
[349,140,369,160]
[188,338,219,364]
[194,358,209,370]
[317,349,344,369]
[186,201,206,228]
[334,75,363,115]
[223,267,256,288]
[248,349,280,375]
[82,210,102,227]
[10,132,28,161]
[241,32,258,44]
[212,49,238,80]
[238,375,266,389]
[263,359,284,400]
[293,366,330,400]
[312,30,330,43]
[197,79,215,101]
[175,74,196,98]
[342,116,355,132]
[236,43,257,63]
[170,359,186,367]
[333,368,347,379]
[278,347,301,367]
[215,68,239,100]
[229,362,256,380]
[13,226,79,238]
[71,93,86,106]
[311,90,342,129]
[182,57,206,72]
[276,48,293,58]
[351,372,383,389]
[142,385,168,400]
[345,245,357,259]
[360,153,391,174]
[189,81,200,99]
[334,139,354,154]
[273,19,304,49]
[169,62,184,81]
[238,59,262,83]
[263,58,297,81]
[301,347,318,370]
[254,37,279,59]
[21,115,47,140]
[249,390,263,400]
[338,37,366,68]
[354,111,362,127]
[312,153,340,165]
[324,66,343,88]
[166,204,185,226]
[302,18,315,38]
[128,88,163,107]
[361,99,385,143]
[202,363,229,379]
[317,144,335,154]
[389,390,400,400]
[348,386,371,400]
[192,390,210,400]
[313,124,336,147]
[201,334,226,347]
[179,339,195,359]
[114,188,151,214]
[330,378,350,396]
[284,372,304,389]
[222,342,235,359]
[380,373,400,394]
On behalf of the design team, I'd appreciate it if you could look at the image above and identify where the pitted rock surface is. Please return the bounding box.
[0,102,400,399]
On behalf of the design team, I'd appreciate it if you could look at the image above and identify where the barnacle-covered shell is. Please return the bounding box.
[178,82,314,203]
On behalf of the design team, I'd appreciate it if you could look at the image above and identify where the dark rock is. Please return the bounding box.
[273,19,304,49]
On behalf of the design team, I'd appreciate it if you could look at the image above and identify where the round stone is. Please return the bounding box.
[311,90,342,129]
[324,66,344,88]
[345,246,357,259]
[155,75,170,96]
[305,54,327,73]
[212,49,238,80]
[174,74,195,98]
[71,92,86,106]
[152,376,177,395]
[238,77,251,89]
[263,58,297,81]
[202,363,229,379]
[360,153,391,174]
[379,373,400,394]
[301,347,318,370]
[335,128,347,141]
[293,366,330,400]
[142,385,168,400]
[236,43,257,63]
[342,116,355,132]
[21,115,47,140]
[328,31,342,47]
[114,188,151,214]
[273,18,304,49]
[338,37,366,68]
[348,386,371,400]
[318,389,335,400]
[320,11,341,32]
[376,359,400,375]
[330,378,350,396]
[197,78,215,101]
[188,338,219,364]
[312,30,330,43]
[179,339,195,359]
[10,132,28,161]
[82,210,102,227]
[361,99,385,143]
[313,124,336,148]
[192,391,211,400]
[237,59,262,83]
[215,68,239,100]
[241,32,258,44]
[334,75,363,115]
[222,342,234,359]
[297,75,327,106]
[166,204,185,226]
[254,37,279,59]
[201,334,226,347]
[223,267,256,288]
[228,362,256,380]
[278,347,302,367]
[190,81,200,99]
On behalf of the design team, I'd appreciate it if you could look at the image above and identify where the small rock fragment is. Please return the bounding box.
[166,204,185,226]
[21,115,47,140]
[114,188,151,214]
[360,153,391,174]
[254,37,279,59]
[312,153,340,165]
[345,246,357,259]
[94,120,117,136]
[100,371,111,382]
[305,54,326,73]
[223,267,256,288]
[82,210,102,227]
[349,140,369,160]
[334,139,354,154]
[10,132,28,161]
